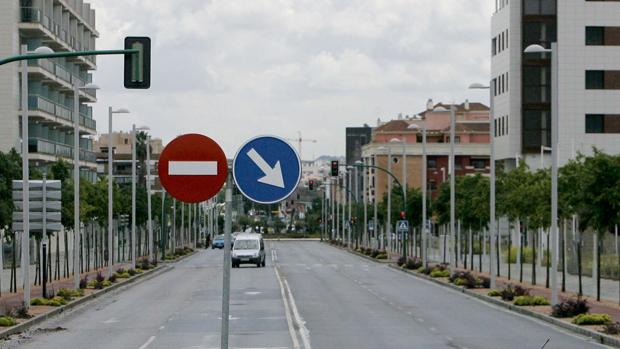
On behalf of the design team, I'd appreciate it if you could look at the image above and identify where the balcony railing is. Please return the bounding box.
[21,7,41,23]
[29,95,96,130]
[28,95,56,116]
[29,138,97,163]
[80,115,96,130]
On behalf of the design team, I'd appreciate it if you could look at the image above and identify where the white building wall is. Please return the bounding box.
[557,1,620,163]
[0,2,20,152]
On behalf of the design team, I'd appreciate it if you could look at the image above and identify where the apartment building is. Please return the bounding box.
[0,0,99,179]
[94,131,163,189]
[492,0,620,170]
[361,101,491,202]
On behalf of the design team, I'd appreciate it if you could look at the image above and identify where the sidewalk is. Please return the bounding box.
[0,264,131,313]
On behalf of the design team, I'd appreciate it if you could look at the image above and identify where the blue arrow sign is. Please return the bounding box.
[233,136,301,204]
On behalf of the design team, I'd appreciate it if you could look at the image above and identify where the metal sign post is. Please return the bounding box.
[221,173,233,349]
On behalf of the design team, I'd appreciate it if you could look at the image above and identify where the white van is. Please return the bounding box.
[231,233,266,268]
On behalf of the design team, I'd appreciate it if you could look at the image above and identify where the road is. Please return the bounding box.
[3,241,611,349]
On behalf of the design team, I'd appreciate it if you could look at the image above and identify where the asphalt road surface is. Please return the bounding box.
[2,241,611,349]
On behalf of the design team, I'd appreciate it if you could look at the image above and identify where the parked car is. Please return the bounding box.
[231,233,266,268]
[212,234,225,249]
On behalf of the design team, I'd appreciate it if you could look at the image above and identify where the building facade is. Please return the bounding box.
[94,131,163,189]
[0,0,99,179]
[492,0,620,170]
[362,101,491,202]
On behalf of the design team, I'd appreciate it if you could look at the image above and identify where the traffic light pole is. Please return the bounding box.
[0,48,139,66]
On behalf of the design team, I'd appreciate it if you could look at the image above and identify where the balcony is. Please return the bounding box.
[29,60,96,101]
[20,7,97,68]
[28,95,96,132]
[29,138,97,163]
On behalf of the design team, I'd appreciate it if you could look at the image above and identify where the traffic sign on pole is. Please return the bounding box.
[397,220,409,233]
[233,136,301,204]
[158,134,228,203]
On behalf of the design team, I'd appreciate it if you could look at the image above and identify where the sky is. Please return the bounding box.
[87,0,492,160]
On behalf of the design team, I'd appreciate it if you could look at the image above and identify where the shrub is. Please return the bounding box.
[134,268,144,274]
[573,313,612,326]
[477,276,491,289]
[30,298,49,306]
[430,269,450,278]
[551,297,589,318]
[47,297,68,307]
[513,295,550,306]
[116,268,126,274]
[397,256,406,267]
[449,271,478,288]
[10,304,32,319]
[114,271,130,279]
[87,279,98,288]
[101,280,112,287]
[375,253,388,260]
[419,266,434,275]
[488,290,501,297]
[57,288,83,301]
[603,322,620,335]
[0,316,16,327]
[96,271,105,283]
[499,284,530,301]
[370,250,380,258]
[405,258,423,270]
[79,275,89,289]
[108,274,117,283]
[128,269,138,276]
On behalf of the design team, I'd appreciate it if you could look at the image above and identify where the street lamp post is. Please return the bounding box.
[524,43,559,305]
[132,125,150,269]
[469,82,496,288]
[347,167,352,248]
[108,107,130,278]
[391,137,408,258]
[421,124,428,266]
[73,82,99,289]
[146,133,153,262]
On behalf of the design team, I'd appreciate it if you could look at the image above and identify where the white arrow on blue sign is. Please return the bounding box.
[233,135,301,204]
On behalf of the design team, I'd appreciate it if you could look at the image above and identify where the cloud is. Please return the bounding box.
[86,0,491,159]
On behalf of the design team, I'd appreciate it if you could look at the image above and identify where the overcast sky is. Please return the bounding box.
[87,0,491,160]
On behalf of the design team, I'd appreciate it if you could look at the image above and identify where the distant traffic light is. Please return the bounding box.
[331,160,339,177]
[308,180,315,191]
[124,36,151,89]
[400,211,406,219]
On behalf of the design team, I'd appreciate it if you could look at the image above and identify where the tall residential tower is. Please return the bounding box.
[0,0,99,179]
[492,0,620,169]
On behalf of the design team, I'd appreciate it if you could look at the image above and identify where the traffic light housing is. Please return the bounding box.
[331,160,339,177]
[308,180,315,191]
[124,36,151,89]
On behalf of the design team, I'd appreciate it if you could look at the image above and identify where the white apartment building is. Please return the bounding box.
[492,0,620,170]
[0,0,99,179]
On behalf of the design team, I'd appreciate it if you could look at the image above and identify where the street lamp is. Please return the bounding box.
[524,43,559,305]
[378,146,389,251]
[469,82,496,289]
[390,137,407,255]
[17,45,57,307]
[142,128,154,262]
[133,125,150,268]
[355,160,368,248]
[431,104,456,272]
[73,82,99,290]
[108,107,130,278]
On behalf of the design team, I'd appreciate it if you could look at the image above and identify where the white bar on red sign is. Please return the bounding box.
[169,161,218,176]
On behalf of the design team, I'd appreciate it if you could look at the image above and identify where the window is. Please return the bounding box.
[524,66,551,103]
[586,26,620,46]
[471,159,486,169]
[524,0,556,15]
[428,180,437,191]
[428,159,437,169]
[585,114,620,133]
[492,37,497,55]
[586,70,620,89]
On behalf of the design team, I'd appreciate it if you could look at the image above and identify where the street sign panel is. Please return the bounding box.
[397,220,409,233]
[12,222,63,232]
[13,212,61,222]
[158,134,228,203]
[14,201,61,212]
[233,136,301,204]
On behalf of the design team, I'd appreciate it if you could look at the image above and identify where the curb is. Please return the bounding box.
[324,242,392,264]
[331,244,620,348]
[0,262,174,339]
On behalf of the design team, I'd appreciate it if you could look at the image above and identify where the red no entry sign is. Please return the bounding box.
[158,134,228,203]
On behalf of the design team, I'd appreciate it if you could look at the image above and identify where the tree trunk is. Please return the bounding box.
[507,225,512,280]
[34,239,40,285]
[479,231,483,272]
[597,234,601,302]
[532,229,537,285]
[11,236,16,293]
[55,233,60,280]
[546,230,550,289]
[577,238,583,296]
[561,220,566,293]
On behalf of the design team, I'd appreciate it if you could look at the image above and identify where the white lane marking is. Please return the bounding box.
[274,267,301,349]
[283,278,312,349]
[159,326,165,330]
[102,317,119,324]
[138,336,156,349]
[245,291,262,295]
[169,161,218,176]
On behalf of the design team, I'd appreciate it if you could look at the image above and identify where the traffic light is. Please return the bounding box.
[308,180,315,191]
[331,160,339,177]
[400,211,406,219]
[124,36,151,89]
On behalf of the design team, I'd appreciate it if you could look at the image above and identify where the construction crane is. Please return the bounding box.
[286,131,317,161]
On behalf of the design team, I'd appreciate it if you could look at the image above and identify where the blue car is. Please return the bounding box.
[212,235,225,249]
